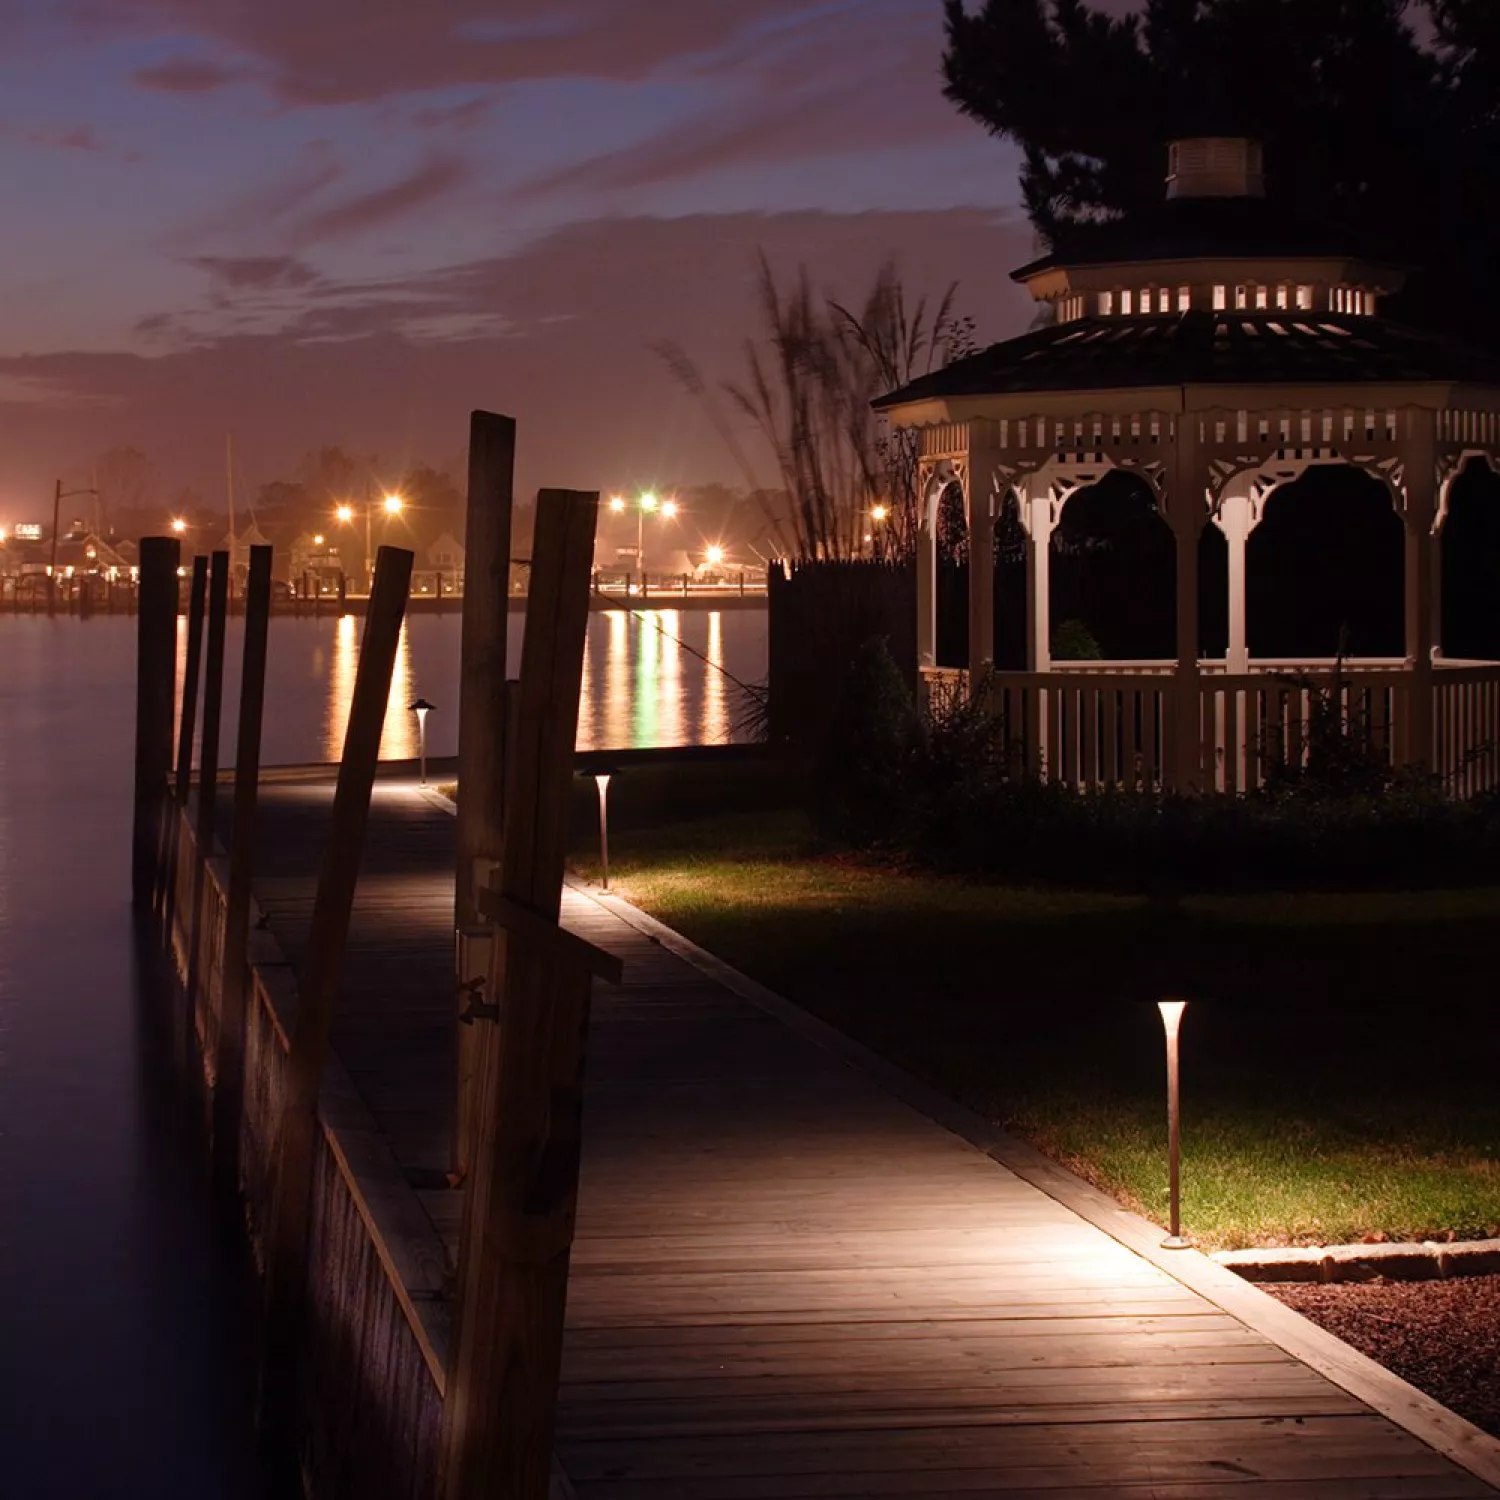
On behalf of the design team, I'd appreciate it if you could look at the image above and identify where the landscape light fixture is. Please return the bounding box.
[594,771,613,891]
[1157,1000,1189,1248]
[409,698,435,786]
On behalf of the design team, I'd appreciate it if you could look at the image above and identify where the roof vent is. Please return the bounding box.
[1167,137,1265,200]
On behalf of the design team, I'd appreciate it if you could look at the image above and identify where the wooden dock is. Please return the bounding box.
[223,773,1500,1499]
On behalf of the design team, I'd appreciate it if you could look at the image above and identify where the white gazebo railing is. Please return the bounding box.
[923,661,1500,796]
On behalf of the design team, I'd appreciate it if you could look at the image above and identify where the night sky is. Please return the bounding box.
[0,0,1045,519]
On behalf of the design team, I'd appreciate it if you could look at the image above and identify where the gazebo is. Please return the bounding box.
[876,138,1500,795]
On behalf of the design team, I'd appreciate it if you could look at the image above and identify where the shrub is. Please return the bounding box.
[813,636,920,844]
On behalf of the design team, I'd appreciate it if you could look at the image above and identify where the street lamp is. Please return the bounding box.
[171,517,188,535]
[336,491,403,592]
[409,698,435,785]
[1157,1000,1189,1248]
[705,544,725,568]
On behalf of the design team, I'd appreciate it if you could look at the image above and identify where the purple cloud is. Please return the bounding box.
[22,124,108,151]
[187,256,322,291]
[134,57,239,93]
[298,154,470,238]
[75,0,825,104]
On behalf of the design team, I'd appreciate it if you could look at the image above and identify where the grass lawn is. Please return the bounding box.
[563,763,1500,1252]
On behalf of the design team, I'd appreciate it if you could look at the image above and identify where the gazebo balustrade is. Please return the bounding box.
[877,137,1500,795]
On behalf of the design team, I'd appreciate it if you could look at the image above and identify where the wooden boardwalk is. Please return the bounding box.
[234,775,1500,1499]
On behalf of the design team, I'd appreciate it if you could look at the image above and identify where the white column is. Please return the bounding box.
[1169,423,1205,791]
[916,467,939,670]
[1024,484,1054,672]
[967,460,996,681]
[1214,487,1257,675]
[1403,417,1438,768]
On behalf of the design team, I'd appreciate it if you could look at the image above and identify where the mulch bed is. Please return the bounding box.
[1269,1276,1500,1438]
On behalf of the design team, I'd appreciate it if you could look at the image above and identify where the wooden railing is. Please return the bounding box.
[922,660,1500,796]
[1434,664,1500,797]
[167,804,447,1500]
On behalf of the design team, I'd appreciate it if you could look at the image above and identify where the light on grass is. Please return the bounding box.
[409,697,435,785]
[594,772,613,891]
[1158,1000,1189,1248]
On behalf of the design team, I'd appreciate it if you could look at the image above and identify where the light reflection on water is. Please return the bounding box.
[167,608,764,767]
[308,607,763,766]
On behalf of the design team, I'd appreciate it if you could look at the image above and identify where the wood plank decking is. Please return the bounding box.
[232,775,1500,1499]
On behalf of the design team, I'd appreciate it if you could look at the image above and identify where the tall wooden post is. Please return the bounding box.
[213,545,274,1199]
[440,490,605,1500]
[260,545,414,1454]
[132,536,180,909]
[453,411,517,1175]
[160,555,209,924]
[186,552,230,1030]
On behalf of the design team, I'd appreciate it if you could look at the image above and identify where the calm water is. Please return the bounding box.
[179,607,765,764]
[0,607,765,1497]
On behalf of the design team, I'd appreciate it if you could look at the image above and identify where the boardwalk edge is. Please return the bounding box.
[567,873,1500,1495]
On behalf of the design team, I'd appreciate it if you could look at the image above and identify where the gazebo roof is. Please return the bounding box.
[874,311,1500,410]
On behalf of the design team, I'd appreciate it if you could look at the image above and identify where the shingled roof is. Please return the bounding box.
[874,312,1500,410]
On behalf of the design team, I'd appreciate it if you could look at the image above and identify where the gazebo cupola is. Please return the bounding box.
[875,137,1500,795]
[1020,136,1403,325]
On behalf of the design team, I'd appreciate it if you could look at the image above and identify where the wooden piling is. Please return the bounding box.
[260,545,414,1456]
[213,545,273,1199]
[185,553,230,1028]
[452,411,517,1175]
[440,489,603,1500]
[160,555,210,926]
[132,536,180,909]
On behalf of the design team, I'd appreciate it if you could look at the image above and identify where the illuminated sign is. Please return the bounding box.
[13,523,42,540]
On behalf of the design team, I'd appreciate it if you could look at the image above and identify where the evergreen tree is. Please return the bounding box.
[941,0,1499,339]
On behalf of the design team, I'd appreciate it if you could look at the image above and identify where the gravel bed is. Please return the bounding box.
[1269,1276,1500,1438]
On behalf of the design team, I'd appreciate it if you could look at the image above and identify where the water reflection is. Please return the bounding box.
[162,607,765,767]
[705,611,729,744]
[322,616,417,763]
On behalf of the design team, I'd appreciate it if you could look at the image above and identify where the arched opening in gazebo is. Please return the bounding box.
[1441,460,1500,661]
[1247,467,1405,661]
[1050,472,1174,660]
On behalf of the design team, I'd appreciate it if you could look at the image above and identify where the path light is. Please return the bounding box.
[594,770,613,891]
[409,697,435,785]
[1158,1000,1189,1248]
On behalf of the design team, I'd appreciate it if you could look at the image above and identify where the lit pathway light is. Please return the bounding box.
[1158,999,1189,1248]
[594,771,613,891]
[409,697,435,785]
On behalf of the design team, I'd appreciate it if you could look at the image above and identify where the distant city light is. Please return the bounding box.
[609,495,627,513]
[171,517,188,534]
[383,494,404,515]
[705,544,725,566]
[871,504,889,523]
[0,526,8,543]
[313,533,325,546]
[14,523,41,540]
[336,504,355,523]
[661,500,679,519]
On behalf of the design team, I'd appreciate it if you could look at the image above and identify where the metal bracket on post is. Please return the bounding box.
[456,925,499,1024]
